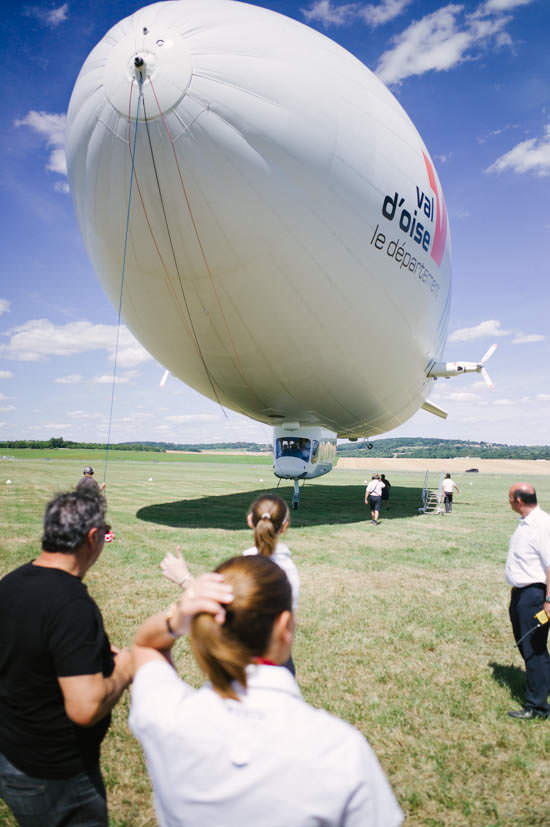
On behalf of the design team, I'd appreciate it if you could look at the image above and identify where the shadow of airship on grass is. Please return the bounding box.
[136,485,423,530]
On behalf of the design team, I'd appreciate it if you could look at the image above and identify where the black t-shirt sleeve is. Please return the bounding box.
[47,597,112,678]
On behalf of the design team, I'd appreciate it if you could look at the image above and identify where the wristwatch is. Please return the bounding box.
[165,606,181,639]
[544,596,550,604]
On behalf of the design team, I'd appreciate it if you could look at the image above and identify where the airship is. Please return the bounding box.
[66,0,494,507]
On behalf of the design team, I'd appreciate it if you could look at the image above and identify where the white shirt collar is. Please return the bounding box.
[231,663,302,700]
[520,505,540,525]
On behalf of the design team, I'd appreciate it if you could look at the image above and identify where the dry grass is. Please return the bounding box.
[1,455,550,825]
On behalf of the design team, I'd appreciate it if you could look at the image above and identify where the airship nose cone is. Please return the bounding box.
[103,24,192,120]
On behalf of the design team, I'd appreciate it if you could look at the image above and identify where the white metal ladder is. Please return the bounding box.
[419,471,444,514]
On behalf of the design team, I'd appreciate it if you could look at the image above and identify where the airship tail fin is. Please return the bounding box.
[421,400,448,419]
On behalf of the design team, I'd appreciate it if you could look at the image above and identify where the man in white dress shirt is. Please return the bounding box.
[365,474,385,525]
[505,482,550,719]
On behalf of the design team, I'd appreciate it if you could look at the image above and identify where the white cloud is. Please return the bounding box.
[24,4,68,27]
[493,398,514,406]
[0,405,16,412]
[55,374,83,384]
[448,391,479,401]
[92,375,131,384]
[512,333,545,344]
[165,414,221,424]
[486,125,550,177]
[301,0,358,26]
[14,111,68,183]
[376,4,510,85]
[0,371,13,379]
[67,410,103,419]
[537,394,550,401]
[359,0,413,27]
[477,124,519,144]
[449,319,511,342]
[483,0,532,10]
[46,3,68,25]
[47,147,68,175]
[302,0,410,27]
[0,319,152,367]
[44,422,72,429]
[0,299,10,316]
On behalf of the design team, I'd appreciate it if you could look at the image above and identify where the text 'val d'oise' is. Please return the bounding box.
[369,186,441,295]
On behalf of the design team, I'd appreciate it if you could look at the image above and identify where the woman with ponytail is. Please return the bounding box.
[243,493,299,612]
[160,494,299,672]
[243,494,299,675]
[129,556,402,827]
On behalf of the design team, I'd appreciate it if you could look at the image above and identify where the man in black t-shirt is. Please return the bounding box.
[0,491,131,826]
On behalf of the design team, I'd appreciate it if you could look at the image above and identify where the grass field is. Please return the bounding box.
[1,453,550,826]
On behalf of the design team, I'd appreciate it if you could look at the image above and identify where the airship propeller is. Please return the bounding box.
[428,343,497,387]
[479,344,497,389]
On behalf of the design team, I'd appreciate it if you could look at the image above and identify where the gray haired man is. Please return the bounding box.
[0,491,131,824]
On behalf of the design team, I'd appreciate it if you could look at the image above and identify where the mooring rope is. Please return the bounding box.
[148,79,270,414]
[103,82,142,482]
[140,93,229,417]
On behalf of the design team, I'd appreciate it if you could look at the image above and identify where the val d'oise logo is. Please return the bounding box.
[380,152,447,268]
[422,152,447,268]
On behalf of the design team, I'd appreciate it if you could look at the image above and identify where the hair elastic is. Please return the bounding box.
[260,512,271,520]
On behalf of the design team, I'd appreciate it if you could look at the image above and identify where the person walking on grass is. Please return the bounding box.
[129,555,403,826]
[365,474,385,525]
[0,491,132,826]
[505,482,550,720]
[380,474,391,510]
[442,473,460,513]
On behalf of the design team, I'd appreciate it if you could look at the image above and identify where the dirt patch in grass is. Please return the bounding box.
[337,456,550,475]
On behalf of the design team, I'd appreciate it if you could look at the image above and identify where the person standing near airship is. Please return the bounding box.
[442,474,460,513]
[77,465,106,495]
[365,474,385,525]
[505,482,550,719]
[380,474,391,510]
[160,494,300,674]
[242,494,299,675]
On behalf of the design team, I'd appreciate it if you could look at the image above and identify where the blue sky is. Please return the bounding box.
[1,0,549,446]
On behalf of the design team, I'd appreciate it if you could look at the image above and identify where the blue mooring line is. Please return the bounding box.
[104,87,142,482]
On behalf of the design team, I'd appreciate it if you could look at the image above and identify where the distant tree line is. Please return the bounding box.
[1,436,548,460]
[336,437,550,460]
[0,438,270,453]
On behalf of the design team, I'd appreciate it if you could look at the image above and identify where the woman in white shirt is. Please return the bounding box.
[243,494,299,674]
[130,555,403,827]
